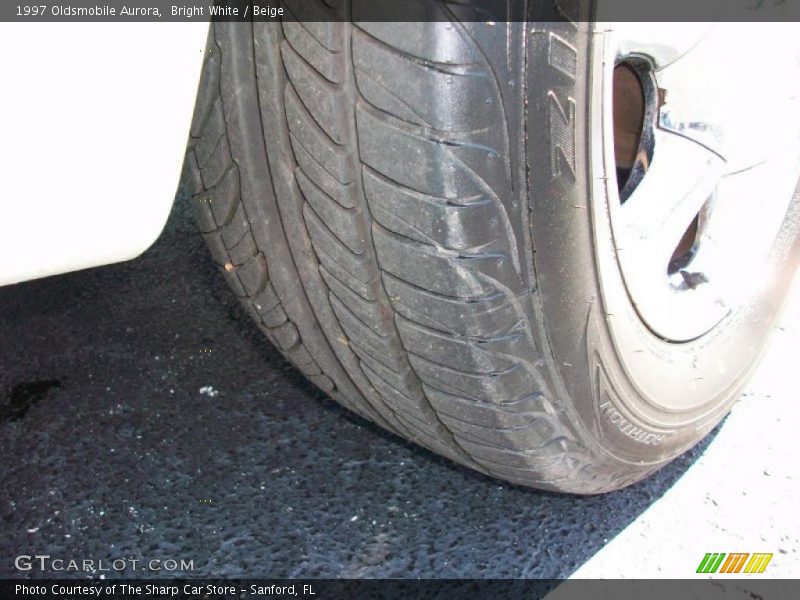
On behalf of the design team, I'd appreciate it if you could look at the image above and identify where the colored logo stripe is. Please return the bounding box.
[719,553,749,573]
[696,552,773,574]
[697,553,726,573]
[744,553,773,574]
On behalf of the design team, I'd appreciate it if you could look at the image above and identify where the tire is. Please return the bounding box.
[183,12,800,494]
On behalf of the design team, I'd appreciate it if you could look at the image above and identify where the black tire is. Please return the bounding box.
[183,12,800,494]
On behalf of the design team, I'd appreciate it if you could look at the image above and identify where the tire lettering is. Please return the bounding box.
[599,401,666,446]
[547,91,577,180]
[547,33,577,81]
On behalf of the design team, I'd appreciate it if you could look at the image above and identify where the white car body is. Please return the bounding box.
[0,22,209,285]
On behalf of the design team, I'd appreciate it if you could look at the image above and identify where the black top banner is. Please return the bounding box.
[1,0,800,22]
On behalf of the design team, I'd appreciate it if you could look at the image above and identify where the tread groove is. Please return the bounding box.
[181,17,640,493]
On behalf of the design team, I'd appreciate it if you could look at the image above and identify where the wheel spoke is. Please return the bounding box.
[613,24,797,302]
[615,24,800,171]
[618,130,723,270]
[601,21,800,342]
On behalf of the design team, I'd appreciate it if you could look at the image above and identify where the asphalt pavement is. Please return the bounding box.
[0,187,714,579]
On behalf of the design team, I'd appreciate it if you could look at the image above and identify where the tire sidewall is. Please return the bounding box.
[526,20,800,467]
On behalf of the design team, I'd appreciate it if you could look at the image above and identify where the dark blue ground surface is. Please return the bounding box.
[0,192,711,579]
